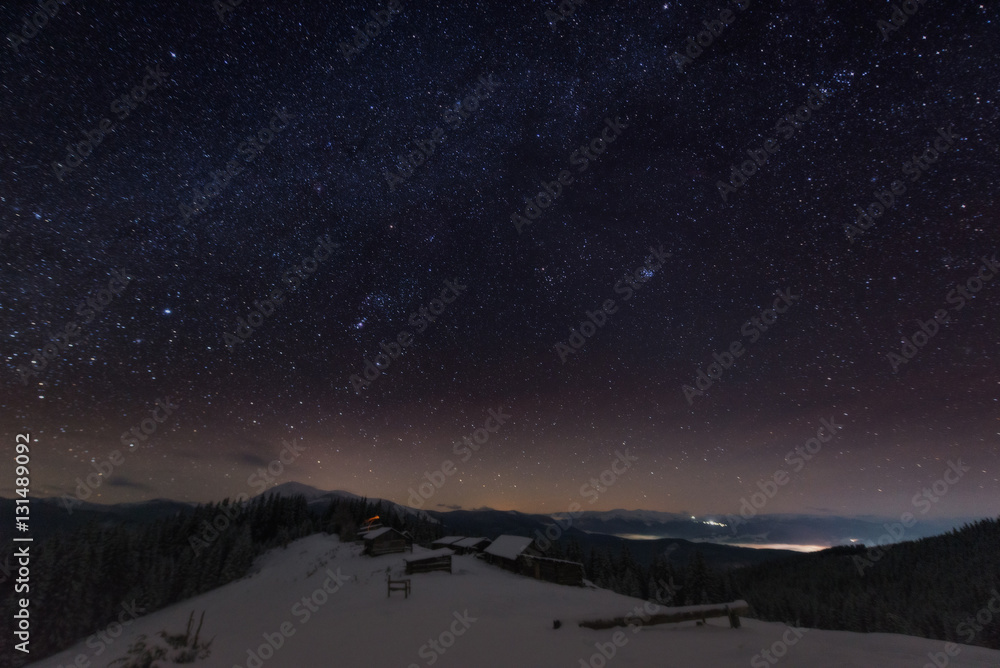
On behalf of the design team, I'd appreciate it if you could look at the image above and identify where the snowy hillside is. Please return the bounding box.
[29,534,1000,668]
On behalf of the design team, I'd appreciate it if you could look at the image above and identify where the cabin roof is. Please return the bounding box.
[403,548,454,562]
[433,536,465,545]
[361,527,400,541]
[453,537,489,548]
[484,535,534,560]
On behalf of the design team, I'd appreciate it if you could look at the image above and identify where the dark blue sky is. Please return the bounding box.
[0,0,997,521]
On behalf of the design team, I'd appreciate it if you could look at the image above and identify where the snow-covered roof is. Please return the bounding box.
[403,548,454,562]
[454,537,489,548]
[484,535,534,560]
[361,527,400,540]
[433,536,465,545]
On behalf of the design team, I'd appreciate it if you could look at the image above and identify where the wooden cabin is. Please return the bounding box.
[431,536,465,550]
[403,548,454,575]
[362,527,411,556]
[483,535,583,586]
[522,555,585,586]
[482,535,540,572]
[451,537,490,555]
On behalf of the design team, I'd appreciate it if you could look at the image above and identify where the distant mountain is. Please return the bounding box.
[13,483,982,556]
[0,483,438,546]
[423,507,795,570]
[258,481,335,501]
[260,481,439,524]
[557,508,693,524]
[424,507,554,538]
[547,508,983,549]
[0,496,192,543]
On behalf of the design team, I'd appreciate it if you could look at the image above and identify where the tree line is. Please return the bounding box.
[551,517,1000,650]
[0,493,437,664]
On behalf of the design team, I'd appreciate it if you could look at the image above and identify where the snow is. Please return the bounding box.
[359,526,396,540]
[433,536,466,545]
[403,548,454,562]
[483,534,534,560]
[28,534,1000,668]
[453,537,489,548]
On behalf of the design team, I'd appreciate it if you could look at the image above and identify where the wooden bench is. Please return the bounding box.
[387,577,411,599]
[578,600,750,630]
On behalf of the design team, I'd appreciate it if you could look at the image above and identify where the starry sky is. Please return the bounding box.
[1,0,998,521]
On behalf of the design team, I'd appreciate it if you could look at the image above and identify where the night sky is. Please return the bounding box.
[1,0,997,521]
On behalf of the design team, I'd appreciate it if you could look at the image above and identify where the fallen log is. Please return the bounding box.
[579,600,750,630]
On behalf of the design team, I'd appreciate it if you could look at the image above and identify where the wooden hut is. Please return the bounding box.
[403,548,454,575]
[482,535,583,586]
[431,536,465,550]
[522,555,585,586]
[451,537,490,555]
[362,527,411,556]
[482,535,539,572]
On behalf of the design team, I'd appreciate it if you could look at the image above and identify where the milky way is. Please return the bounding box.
[0,0,998,519]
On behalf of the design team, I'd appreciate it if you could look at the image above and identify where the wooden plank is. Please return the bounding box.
[405,556,452,575]
[578,602,750,630]
[388,578,411,598]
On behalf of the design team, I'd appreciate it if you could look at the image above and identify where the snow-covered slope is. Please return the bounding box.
[30,534,1000,668]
